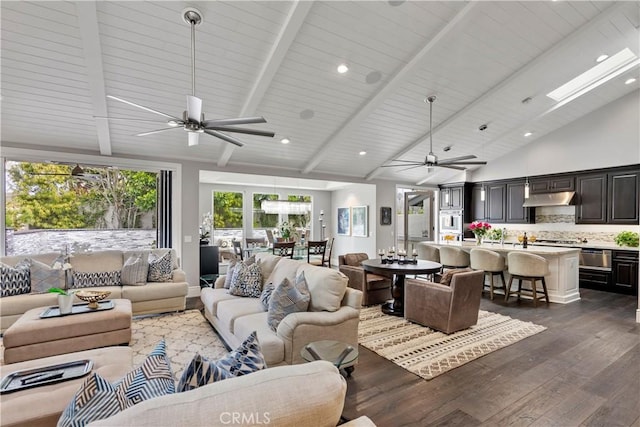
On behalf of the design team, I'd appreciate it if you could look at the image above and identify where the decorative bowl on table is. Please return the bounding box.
[75,290,111,309]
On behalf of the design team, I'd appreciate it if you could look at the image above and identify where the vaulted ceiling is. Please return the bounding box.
[2,1,638,185]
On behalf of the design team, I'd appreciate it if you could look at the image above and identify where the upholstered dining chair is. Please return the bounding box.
[272,241,295,259]
[265,229,275,246]
[338,253,391,306]
[323,237,335,268]
[232,240,243,261]
[245,237,265,247]
[307,240,328,266]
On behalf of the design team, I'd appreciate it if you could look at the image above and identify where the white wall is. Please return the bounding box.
[375,181,397,252]
[331,183,377,261]
[472,90,640,182]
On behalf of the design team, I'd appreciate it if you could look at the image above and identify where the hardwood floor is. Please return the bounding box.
[341,288,640,427]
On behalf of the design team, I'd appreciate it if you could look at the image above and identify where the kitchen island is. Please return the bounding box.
[422,242,580,303]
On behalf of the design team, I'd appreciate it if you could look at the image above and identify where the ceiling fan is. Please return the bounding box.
[382,95,487,171]
[104,8,274,148]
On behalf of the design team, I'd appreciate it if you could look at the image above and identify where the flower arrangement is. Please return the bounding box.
[443,234,456,242]
[469,221,492,238]
[278,221,293,240]
[200,212,213,240]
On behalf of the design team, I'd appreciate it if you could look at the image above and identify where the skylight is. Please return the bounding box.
[547,48,639,102]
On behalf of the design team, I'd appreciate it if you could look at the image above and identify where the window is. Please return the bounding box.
[286,194,311,238]
[253,193,278,240]
[212,191,243,246]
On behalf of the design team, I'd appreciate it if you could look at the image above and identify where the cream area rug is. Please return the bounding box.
[131,310,229,380]
[358,306,546,380]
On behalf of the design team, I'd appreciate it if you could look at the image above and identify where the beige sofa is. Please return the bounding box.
[200,253,363,367]
[0,249,188,333]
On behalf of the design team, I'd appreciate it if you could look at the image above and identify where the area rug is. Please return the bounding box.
[131,310,229,380]
[358,306,546,380]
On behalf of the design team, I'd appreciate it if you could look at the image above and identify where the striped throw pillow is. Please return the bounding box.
[1,260,31,297]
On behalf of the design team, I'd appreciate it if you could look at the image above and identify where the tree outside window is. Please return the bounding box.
[213,191,243,245]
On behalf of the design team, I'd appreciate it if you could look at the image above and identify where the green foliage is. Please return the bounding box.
[48,287,70,296]
[252,193,279,228]
[213,191,243,228]
[614,231,639,247]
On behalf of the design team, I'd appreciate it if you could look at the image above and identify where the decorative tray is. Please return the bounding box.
[40,300,114,318]
[0,359,93,394]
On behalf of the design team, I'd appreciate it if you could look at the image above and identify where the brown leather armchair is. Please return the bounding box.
[404,270,484,334]
[339,253,391,306]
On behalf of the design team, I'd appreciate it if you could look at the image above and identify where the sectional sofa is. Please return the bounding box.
[0,249,188,333]
[200,252,363,366]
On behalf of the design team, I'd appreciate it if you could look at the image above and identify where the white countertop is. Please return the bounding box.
[482,240,640,252]
[428,241,580,255]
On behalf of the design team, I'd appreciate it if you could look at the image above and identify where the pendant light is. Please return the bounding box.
[480,183,486,201]
[524,178,530,199]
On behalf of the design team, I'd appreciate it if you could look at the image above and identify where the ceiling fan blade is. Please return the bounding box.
[381,162,424,168]
[445,161,488,165]
[186,95,202,122]
[203,126,275,137]
[439,164,466,170]
[396,164,427,172]
[94,116,173,124]
[188,132,200,147]
[203,129,244,147]
[438,155,477,164]
[136,128,181,137]
[107,95,182,121]
[202,117,267,127]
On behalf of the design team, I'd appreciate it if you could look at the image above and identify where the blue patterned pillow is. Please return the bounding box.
[147,251,173,282]
[114,339,175,405]
[71,270,121,288]
[267,272,310,332]
[223,260,238,289]
[58,373,131,427]
[1,260,31,297]
[260,282,275,310]
[228,261,262,298]
[177,331,266,392]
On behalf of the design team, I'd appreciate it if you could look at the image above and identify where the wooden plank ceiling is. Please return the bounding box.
[1,1,638,184]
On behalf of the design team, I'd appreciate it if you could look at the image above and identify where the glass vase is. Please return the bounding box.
[475,235,483,246]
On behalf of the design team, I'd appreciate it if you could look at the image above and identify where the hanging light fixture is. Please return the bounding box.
[261,199,311,215]
[524,177,530,199]
[480,183,486,201]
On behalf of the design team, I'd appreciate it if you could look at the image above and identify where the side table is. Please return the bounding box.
[301,340,358,377]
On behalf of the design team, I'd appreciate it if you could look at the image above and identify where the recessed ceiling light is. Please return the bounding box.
[337,64,349,74]
[596,54,609,63]
[280,138,290,144]
[299,109,315,120]
[359,151,367,156]
[524,132,533,137]
[625,78,637,85]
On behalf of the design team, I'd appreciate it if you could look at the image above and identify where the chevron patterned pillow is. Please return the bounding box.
[71,270,121,288]
[1,260,31,297]
[177,331,266,392]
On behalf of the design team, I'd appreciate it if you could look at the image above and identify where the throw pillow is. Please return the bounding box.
[58,340,174,427]
[147,251,173,282]
[177,331,266,392]
[57,373,131,427]
[267,272,310,332]
[260,282,275,310]
[439,267,473,286]
[71,270,121,288]
[223,259,238,289]
[114,339,175,404]
[228,261,262,298]
[26,258,65,293]
[0,260,31,297]
[121,255,149,285]
[244,254,256,266]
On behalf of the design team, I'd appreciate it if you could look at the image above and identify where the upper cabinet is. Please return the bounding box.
[576,173,607,224]
[439,185,464,210]
[486,183,506,223]
[506,181,534,223]
[608,169,639,224]
[529,175,575,194]
[470,184,485,221]
[576,167,639,225]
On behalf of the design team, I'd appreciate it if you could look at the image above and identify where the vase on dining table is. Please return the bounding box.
[475,235,483,246]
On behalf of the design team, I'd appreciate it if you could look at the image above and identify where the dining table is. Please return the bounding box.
[361,258,442,317]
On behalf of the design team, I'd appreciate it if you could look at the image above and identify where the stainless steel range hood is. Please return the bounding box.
[522,191,575,207]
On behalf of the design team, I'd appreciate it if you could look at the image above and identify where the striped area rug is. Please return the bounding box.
[358,307,546,380]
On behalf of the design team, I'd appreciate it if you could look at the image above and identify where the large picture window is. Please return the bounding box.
[212,191,243,247]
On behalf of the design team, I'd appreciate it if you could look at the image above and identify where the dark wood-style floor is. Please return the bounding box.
[341,288,640,427]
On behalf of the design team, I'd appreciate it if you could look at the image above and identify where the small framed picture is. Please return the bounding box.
[337,207,350,236]
[380,206,392,226]
[351,206,368,237]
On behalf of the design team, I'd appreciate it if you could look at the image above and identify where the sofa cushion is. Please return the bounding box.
[265,258,300,289]
[297,263,348,312]
[177,331,266,392]
[71,270,122,288]
[1,260,31,297]
[71,250,124,273]
[344,253,368,266]
[200,288,242,317]
[233,312,284,367]
[254,253,281,283]
[267,273,310,332]
[228,261,262,298]
[216,298,265,333]
[26,258,65,293]
[122,281,187,303]
[147,251,172,282]
[121,255,148,285]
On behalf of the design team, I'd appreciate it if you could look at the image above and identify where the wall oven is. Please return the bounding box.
[439,210,463,240]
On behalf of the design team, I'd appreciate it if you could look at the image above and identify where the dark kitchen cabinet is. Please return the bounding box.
[470,184,485,221]
[608,170,639,224]
[529,175,575,194]
[576,173,607,224]
[439,185,464,210]
[579,270,611,292]
[612,250,638,295]
[506,181,533,223]
[486,184,506,223]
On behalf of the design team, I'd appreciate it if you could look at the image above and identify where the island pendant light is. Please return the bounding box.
[524,178,530,199]
[480,183,486,201]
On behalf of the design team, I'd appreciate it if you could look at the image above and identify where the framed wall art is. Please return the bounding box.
[351,206,368,237]
[337,207,350,236]
[380,206,392,226]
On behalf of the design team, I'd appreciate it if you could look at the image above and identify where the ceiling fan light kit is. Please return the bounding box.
[104,8,274,148]
[381,95,487,172]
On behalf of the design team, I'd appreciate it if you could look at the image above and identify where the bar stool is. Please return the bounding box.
[439,246,470,269]
[506,252,549,306]
[415,243,440,281]
[470,248,506,300]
